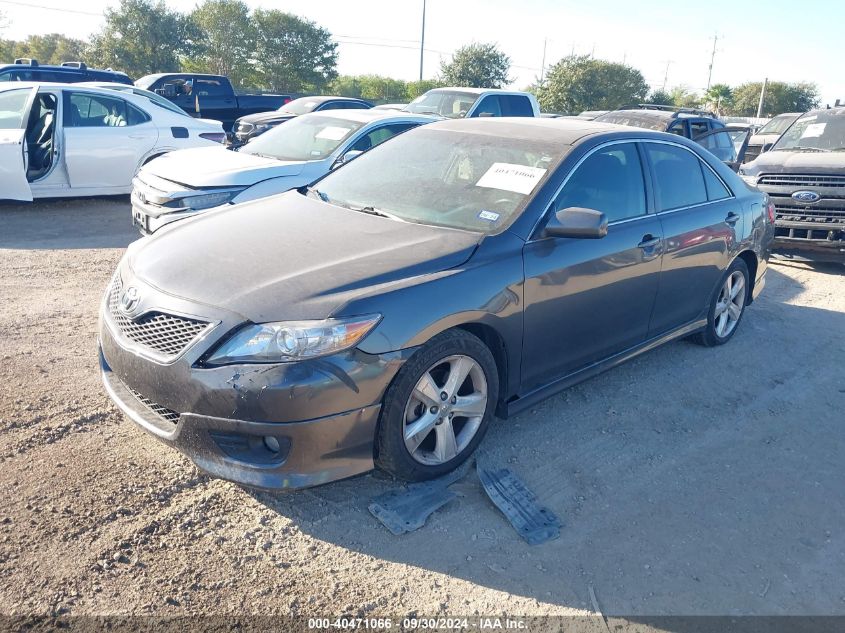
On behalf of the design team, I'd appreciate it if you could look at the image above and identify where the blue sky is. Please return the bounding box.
[1,0,841,104]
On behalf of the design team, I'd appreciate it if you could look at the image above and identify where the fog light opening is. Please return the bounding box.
[263,436,281,453]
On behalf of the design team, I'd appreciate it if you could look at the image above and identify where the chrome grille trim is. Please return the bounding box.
[127,387,180,425]
[758,174,845,188]
[107,276,212,359]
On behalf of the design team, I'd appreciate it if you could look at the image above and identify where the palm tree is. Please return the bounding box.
[705,84,733,114]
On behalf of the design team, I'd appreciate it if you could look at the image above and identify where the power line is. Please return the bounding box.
[0,0,101,16]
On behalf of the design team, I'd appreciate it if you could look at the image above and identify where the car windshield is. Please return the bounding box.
[279,97,323,115]
[239,114,362,161]
[404,90,480,118]
[772,110,845,152]
[757,113,799,136]
[593,112,667,131]
[313,127,563,233]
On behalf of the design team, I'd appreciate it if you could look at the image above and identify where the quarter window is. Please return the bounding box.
[645,143,708,211]
[554,143,647,223]
[701,163,731,201]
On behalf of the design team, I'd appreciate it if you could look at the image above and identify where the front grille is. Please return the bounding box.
[758,174,845,188]
[107,276,211,359]
[128,387,181,425]
[774,205,845,224]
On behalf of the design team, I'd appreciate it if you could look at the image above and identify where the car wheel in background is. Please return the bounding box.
[376,329,498,481]
[693,257,750,347]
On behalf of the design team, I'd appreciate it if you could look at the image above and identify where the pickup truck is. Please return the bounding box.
[404,87,540,118]
[134,73,290,132]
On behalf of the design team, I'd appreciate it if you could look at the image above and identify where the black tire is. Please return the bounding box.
[692,257,750,347]
[375,329,499,482]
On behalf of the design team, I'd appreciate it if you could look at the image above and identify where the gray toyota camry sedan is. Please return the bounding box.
[99,117,774,490]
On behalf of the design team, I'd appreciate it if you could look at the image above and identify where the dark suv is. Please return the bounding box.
[595,105,749,171]
[0,59,132,85]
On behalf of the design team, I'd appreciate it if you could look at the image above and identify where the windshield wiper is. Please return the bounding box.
[343,204,405,221]
[306,186,329,202]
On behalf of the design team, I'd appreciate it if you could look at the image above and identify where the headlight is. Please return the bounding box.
[254,123,275,132]
[183,190,242,210]
[204,315,382,365]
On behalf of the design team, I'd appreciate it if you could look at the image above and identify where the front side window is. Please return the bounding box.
[554,143,646,223]
[314,127,563,233]
[474,96,502,117]
[0,88,33,128]
[646,143,708,211]
[64,92,143,127]
[239,114,363,161]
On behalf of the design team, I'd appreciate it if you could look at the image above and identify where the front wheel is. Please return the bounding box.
[693,258,750,347]
[375,330,499,482]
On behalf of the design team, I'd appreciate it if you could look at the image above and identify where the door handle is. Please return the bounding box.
[725,212,740,225]
[638,234,661,249]
[128,134,146,140]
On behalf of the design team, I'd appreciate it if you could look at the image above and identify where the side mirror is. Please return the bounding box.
[761,142,774,153]
[332,149,363,169]
[543,207,608,239]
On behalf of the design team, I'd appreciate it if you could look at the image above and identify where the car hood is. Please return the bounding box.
[143,146,306,188]
[128,191,481,322]
[745,150,845,176]
[237,111,298,125]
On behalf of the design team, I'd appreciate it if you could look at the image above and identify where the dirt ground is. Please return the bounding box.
[1,197,844,620]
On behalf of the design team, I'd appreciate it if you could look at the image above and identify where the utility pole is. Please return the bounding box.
[661,60,672,92]
[539,38,547,84]
[419,0,426,82]
[756,77,768,118]
[705,32,718,92]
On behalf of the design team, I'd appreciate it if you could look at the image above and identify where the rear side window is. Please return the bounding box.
[554,142,647,223]
[0,88,32,128]
[689,120,710,138]
[645,143,708,211]
[194,78,226,97]
[667,120,687,136]
[500,95,534,117]
[64,92,147,127]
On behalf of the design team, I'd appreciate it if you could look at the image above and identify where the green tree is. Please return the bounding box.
[728,81,819,117]
[537,55,648,114]
[327,75,363,98]
[704,83,732,113]
[647,89,674,106]
[88,0,196,78]
[669,85,700,108]
[11,34,86,65]
[251,9,337,93]
[186,0,256,89]
[439,42,511,88]
[405,79,444,99]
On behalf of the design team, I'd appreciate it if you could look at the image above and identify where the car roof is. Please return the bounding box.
[0,63,127,74]
[289,95,369,104]
[425,87,522,95]
[428,116,633,143]
[300,109,436,124]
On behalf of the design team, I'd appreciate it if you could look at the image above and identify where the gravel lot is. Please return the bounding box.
[1,197,844,620]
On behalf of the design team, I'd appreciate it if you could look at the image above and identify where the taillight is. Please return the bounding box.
[766,201,776,224]
[282,97,292,105]
[199,132,226,144]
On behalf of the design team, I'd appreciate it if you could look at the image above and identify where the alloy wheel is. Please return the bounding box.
[714,270,747,338]
[402,354,488,466]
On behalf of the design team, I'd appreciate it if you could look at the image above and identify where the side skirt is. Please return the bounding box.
[503,318,707,418]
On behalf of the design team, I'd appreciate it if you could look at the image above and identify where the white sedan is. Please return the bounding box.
[0,82,225,201]
[131,109,435,234]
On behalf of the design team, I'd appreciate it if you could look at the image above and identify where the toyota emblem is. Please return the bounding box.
[120,286,140,314]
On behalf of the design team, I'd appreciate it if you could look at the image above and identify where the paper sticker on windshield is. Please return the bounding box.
[801,123,826,138]
[316,126,351,141]
[476,163,547,195]
[478,210,500,222]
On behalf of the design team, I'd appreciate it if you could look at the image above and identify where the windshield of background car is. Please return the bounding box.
[592,112,666,131]
[404,91,480,118]
[772,110,845,152]
[279,97,321,115]
[313,127,564,233]
[239,114,363,161]
[757,114,799,136]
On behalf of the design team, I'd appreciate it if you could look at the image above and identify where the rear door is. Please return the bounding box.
[693,127,750,172]
[63,90,158,189]
[0,87,37,201]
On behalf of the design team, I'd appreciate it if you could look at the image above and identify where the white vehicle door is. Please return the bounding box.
[0,87,37,201]
[62,90,158,189]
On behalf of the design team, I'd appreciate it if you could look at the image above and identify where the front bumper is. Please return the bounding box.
[98,272,410,489]
[773,223,845,264]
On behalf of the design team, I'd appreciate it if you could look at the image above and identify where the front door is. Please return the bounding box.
[521,141,663,391]
[62,90,158,190]
[0,87,36,201]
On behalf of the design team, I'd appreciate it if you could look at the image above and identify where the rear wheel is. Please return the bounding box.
[693,258,750,347]
[376,330,498,481]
